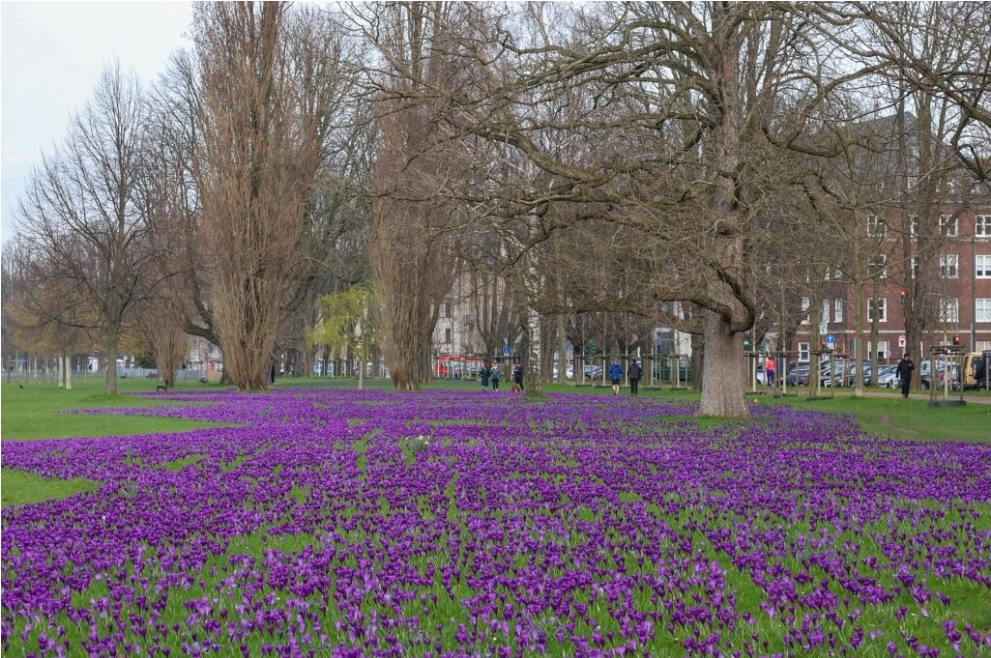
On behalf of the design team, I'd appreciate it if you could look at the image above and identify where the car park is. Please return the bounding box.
[876,364,900,388]
[786,363,810,386]
[583,364,604,380]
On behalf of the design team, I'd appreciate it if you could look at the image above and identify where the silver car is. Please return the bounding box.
[877,364,900,388]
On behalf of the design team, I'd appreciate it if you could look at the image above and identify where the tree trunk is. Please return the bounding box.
[698,311,748,418]
[105,322,119,396]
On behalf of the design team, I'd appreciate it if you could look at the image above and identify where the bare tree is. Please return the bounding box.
[357,2,480,390]
[15,62,156,395]
[842,3,991,181]
[189,2,358,391]
[360,3,874,416]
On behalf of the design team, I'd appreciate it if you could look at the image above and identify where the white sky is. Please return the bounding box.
[0,1,194,245]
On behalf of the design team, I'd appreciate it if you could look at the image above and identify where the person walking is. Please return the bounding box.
[896,353,915,398]
[609,359,623,396]
[512,362,524,392]
[490,363,501,391]
[765,355,775,387]
[479,362,491,391]
[628,359,642,396]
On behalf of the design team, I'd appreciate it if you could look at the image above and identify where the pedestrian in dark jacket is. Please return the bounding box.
[479,363,491,390]
[490,364,501,391]
[512,363,524,392]
[896,353,914,398]
[628,359,642,396]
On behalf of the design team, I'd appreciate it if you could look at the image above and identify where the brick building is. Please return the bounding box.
[790,205,991,365]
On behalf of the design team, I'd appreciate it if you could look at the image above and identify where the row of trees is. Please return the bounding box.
[3,2,990,417]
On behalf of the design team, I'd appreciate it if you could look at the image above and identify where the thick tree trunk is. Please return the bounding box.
[698,311,748,418]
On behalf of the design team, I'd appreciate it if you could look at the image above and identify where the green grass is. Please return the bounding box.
[0,378,233,441]
[1,378,233,507]
[0,467,99,506]
[759,390,991,442]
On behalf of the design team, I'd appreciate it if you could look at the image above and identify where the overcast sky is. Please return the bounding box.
[1,2,193,245]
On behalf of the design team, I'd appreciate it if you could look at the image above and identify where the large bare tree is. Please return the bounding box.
[190,2,358,391]
[361,3,871,416]
[358,2,478,390]
[15,62,156,395]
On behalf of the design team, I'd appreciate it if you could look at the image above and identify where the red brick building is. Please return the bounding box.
[790,205,991,365]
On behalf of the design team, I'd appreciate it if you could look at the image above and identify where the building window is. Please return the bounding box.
[977,255,991,278]
[868,298,887,323]
[867,215,886,238]
[977,215,991,237]
[798,342,810,363]
[444,302,452,318]
[976,299,991,323]
[939,298,959,323]
[870,340,889,360]
[869,254,887,279]
[940,214,959,237]
[940,254,958,278]
[834,299,844,323]
[909,215,918,236]
[800,297,810,324]
[444,328,452,343]
[909,256,919,279]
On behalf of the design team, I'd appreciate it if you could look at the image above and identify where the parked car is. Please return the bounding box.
[552,364,575,380]
[786,363,810,386]
[876,364,900,388]
[837,361,873,387]
[583,364,604,380]
[921,365,959,390]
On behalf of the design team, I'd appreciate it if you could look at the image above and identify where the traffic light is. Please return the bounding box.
[899,290,907,301]
[953,335,961,346]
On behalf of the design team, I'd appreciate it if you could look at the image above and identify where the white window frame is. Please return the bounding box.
[869,254,888,279]
[909,215,919,237]
[910,256,919,280]
[867,214,887,238]
[834,299,844,323]
[798,342,810,363]
[800,297,810,325]
[940,214,959,237]
[976,298,991,323]
[977,215,991,238]
[939,298,959,323]
[940,254,959,279]
[976,255,991,278]
[868,298,887,323]
[869,340,889,360]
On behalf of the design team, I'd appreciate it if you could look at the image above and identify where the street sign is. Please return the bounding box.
[502,345,511,356]
[825,334,835,346]
[898,335,905,348]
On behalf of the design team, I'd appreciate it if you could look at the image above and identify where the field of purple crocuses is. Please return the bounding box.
[2,389,990,657]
